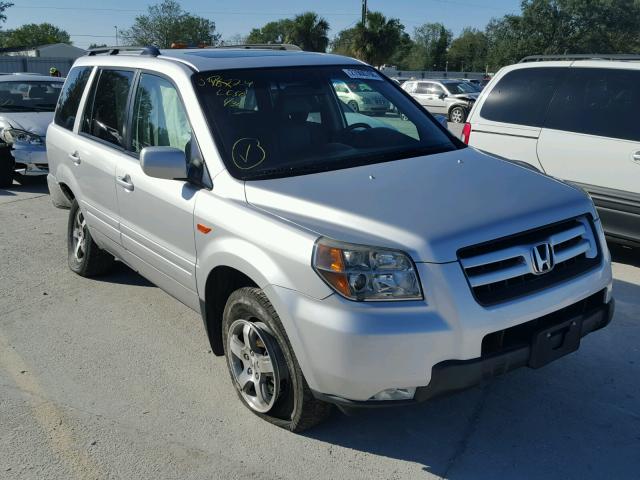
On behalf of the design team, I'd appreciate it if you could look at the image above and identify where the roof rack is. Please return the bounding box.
[86,46,160,57]
[520,54,640,63]
[213,43,302,51]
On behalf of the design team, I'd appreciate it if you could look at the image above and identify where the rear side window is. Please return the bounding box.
[81,69,134,148]
[545,68,640,142]
[54,66,92,131]
[481,67,564,127]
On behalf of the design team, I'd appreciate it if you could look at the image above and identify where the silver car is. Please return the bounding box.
[0,74,64,186]
[47,46,613,432]
[403,79,479,123]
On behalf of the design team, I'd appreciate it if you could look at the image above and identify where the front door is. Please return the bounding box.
[114,72,200,309]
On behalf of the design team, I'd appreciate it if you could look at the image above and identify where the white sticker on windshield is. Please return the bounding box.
[342,69,383,81]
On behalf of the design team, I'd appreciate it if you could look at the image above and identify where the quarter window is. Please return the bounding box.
[81,69,134,147]
[131,74,192,154]
[545,68,640,142]
[480,67,564,127]
[54,66,92,130]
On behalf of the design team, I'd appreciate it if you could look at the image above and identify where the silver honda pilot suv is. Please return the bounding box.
[47,45,614,432]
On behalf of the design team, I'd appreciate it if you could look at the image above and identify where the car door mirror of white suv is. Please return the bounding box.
[140,146,188,180]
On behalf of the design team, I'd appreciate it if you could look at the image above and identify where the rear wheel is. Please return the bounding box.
[0,147,14,187]
[67,199,114,277]
[222,287,333,432]
[449,106,466,124]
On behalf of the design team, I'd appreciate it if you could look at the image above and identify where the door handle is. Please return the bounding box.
[632,151,640,163]
[68,152,81,165]
[116,174,134,191]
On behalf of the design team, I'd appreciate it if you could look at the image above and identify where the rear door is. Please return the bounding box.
[114,72,201,310]
[468,66,566,170]
[74,68,135,251]
[538,66,640,242]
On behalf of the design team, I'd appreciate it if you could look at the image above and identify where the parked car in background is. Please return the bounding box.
[47,46,612,432]
[465,55,640,247]
[332,78,391,115]
[402,79,479,123]
[0,73,65,186]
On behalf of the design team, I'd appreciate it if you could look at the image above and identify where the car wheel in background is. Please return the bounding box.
[222,287,333,432]
[449,106,466,124]
[0,146,14,187]
[348,100,359,112]
[67,199,114,277]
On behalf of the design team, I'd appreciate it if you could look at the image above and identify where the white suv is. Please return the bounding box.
[464,55,640,247]
[47,46,613,432]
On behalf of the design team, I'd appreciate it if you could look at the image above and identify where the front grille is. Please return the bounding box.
[481,289,605,356]
[459,216,601,306]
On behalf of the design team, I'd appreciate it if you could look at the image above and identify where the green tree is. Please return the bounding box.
[408,23,452,70]
[0,1,11,24]
[448,28,488,72]
[247,12,329,52]
[2,23,70,47]
[120,0,221,48]
[330,27,358,57]
[350,11,405,66]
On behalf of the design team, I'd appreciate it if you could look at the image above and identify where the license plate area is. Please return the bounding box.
[529,317,582,369]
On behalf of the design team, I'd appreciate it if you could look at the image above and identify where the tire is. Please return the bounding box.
[449,106,466,124]
[222,287,333,432]
[0,146,14,188]
[348,100,359,112]
[67,199,114,277]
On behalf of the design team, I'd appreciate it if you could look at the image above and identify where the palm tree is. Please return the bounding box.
[352,12,404,66]
[286,12,330,52]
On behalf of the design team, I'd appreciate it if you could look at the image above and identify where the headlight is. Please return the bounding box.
[2,129,43,145]
[312,238,423,301]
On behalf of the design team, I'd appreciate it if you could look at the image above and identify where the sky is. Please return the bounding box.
[6,0,522,49]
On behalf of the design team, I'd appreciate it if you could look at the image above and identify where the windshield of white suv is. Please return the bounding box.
[0,80,63,112]
[441,81,478,95]
[194,66,459,180]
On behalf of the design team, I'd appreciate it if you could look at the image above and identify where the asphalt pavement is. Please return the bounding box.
[1,173,639,480]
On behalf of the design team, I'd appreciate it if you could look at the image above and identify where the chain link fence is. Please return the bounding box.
[0,56,76,76]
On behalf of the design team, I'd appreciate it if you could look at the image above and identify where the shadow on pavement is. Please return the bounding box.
[0,175,49,196]
[305,279,640,479]
[94,261,154,287]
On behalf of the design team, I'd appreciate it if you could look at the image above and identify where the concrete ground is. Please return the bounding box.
[1,176,639,480]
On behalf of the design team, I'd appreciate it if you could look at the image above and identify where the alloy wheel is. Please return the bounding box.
[72,209,87,262]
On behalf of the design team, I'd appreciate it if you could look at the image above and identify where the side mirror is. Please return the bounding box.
[140,146,187,180]
[439,92,447,99]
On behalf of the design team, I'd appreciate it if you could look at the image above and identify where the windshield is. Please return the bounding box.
[194,66,459,180]
[441,81,478,95]
[0,80,63,112]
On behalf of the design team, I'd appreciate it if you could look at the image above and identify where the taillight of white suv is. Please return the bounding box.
[461,122,472,144]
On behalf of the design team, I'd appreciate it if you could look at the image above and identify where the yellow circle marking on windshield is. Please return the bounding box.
[231,138,266,170]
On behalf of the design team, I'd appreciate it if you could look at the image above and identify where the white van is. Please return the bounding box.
[464,55,640,247]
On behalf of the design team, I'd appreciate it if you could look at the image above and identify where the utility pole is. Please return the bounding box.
[114,26,119,46]
[361,0,368,25]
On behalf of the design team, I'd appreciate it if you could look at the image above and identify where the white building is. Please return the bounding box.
[0,43,86,59]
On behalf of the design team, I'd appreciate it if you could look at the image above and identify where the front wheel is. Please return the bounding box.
[67,199,114,276]
[222,287,333,432]
[449,106,466,124]
[347,100,359,112]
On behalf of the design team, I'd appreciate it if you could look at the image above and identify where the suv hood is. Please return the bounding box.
[0,112,53,137]
[451,92,479,101]
[245,148,594,263]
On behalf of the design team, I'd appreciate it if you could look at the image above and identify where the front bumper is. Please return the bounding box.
[314,294,614,408]
[263,247,612,403]
[12,142,48,176]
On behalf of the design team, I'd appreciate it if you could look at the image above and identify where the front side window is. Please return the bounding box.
[81,69,134,147]
[131,73,192,154]
[426,83,444,95]
[54,66,92,130]
[194,66,457,180]
[441,81,477,95]
[0,79,63,113]
[480,67,565,127]
[545,68,640,142]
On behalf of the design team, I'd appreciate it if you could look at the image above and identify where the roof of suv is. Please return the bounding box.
[78,48,364,72]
